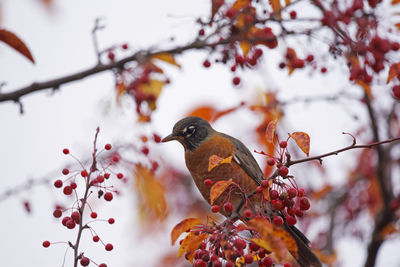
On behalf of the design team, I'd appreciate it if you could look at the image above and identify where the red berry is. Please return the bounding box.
[299,197,310,210]
[279,191,288,200]
[267,158,275,166]
[306,55,314,62]
[212,260,222,267]
[244,254,253,264]
[287,207,297,216]
[62,168,69,175]
[151,161,159,172]
[226,262,234,267]
[108,218,115,224]
[287,188,297,198]
[273,215,284,226]
[104,192,113,201]
[244,209,252,218]
[105,144,112,150]
[272,199,284,210]
[104,173,110,179]
[71,211,80,222]
[269,189,279,200]
[204,179,213,186]
[263,256,273,266]
[292,58,304,68]
[141,147,149,155]
[108,51,115,60]
[90,212,98,219]
[249,242,260,251]
[80,257,90,266]
[63,148,69,155]
[232,76,241,86]
[297,188,305,197]
[392,85,400,100]
[66,219,76,229]
[284,198,295,208]
[289,11,297,19]
[63,186,73,195]
[54,180,63,188]
[234,239,246,250]
[284,263,292,267]
[96,175,104,183]
[153,134,161,143]
[224,202,233,213]
[42,240,50,248]
[256,186,263,193]
[62,216,70,226]
[53,209,62,218]
[203,60,211,68]
[295,209,304,217]
[122,43,128,50]
[211,205,220,213]
[81,170,88,177]
[194,259,207,267]
[279,62,286,69]
[93,236,100,242]
[261,180,269,188]
[279,141,287,148]
[99,264,107,267]
[321,67,327,73]
[70,182,77,189]
[286,216,297,226]
[278,166,289,177]
[225,7,238,18]
[198,29,205,36]
[117,173,124,179]
[105,243,113,251]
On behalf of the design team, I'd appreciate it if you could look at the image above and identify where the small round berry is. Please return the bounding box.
[269,189,279,200]
[81,170,88,177]
[256,186,263,193]
[105,243,113,251]
[99,264,107,267]
[226,262,234,267]
[272,199,284,210]
[244,209,252,218]
[286,216,297,226]
[90,212,98,219]
[42,240,50,248]
[141,147,149,155]
[108,51,115,61]
[105,144,112,150]
[234,239,246,250]
[284,262,292,267]
[223,202,233,213]
[306,54,314,62]
[62,216,70,226]
[117,173,124,179]
[62,168,69,175]
[71,211,80,222]
[204,179,213,186]
[267,158,275,166]
[295,209,304,217]
[104,192,113,201]
[297,188,305,197]
[54,180,63,188]
[53,209,62,218]
[279,191,288,200]
[63,148,70,155]
[287,207,297,216]
[93,236,100,242]
[287,188,297,198]
[273,215,283,227]
[321,67,327,73]
[212,260,222,267]
[104,173,110,179]
[194,259,207,267]
[122,43,128,50]
[96,175,105,183]
[244,254,253,264]
[279,141,287,148]
[289,11,297,19]
[249,242,260,251]
[261,180,269,188]
[284,198,295,208]
[299,197,311,210]
[198,29,205,36]
[70,182,77,189]
[80,257,90,266]
[279,62,286,69]
[263,256,273,266]
[232,76,241,86]
[153,134,161,143]
[63,186,73,195]
[66,219,76,229]
[203,60,211,68]
[108,218,115,224]
[278,166,289,177]
[211,205,220,213]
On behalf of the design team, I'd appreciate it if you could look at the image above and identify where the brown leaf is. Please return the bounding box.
[265,119,277,144]
[0,28,34,63]
[134,164,168,221]
[289,132,310,156]
[210,179,233,204]
[356,80,373,100]
[392,0,400,4]
[211,0,225,20]
[387,62,400,83]
[208,155,232,172]
[171,218,202,245]
[152,53,181,68]
[269,0,282,13]
[137,79,166,110]
[177,232,208,263]
[312,185,333,201]
[187,104,242,123]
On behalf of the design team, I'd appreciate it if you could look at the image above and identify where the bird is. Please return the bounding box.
[162,116,321,267]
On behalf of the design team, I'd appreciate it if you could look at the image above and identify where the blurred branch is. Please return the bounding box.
[0,177,50,202]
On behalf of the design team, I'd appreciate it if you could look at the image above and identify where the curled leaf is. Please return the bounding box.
[387,62,400,83]
[0,28,35,63]
[137,79,166,110]
[251,237,272,252]
[210,179,233,204]
[289,132,310,156]
[177,232,208,263]
[171,218,201,245]
[208,155,232,172]
[152,53,181,68]
[265,119,277,144]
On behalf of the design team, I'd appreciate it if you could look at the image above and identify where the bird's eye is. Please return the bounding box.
[183,126,195,137]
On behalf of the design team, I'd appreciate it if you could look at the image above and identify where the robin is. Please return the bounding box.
[162,116,321,267]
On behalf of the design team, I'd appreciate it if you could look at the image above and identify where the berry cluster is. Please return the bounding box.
[43,129,124,267]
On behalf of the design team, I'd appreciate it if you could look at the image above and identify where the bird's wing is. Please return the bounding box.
[220,133,265,186]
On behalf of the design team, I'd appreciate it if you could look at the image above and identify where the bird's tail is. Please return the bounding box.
[283,224,322,267]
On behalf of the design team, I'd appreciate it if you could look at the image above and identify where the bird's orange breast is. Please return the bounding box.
[185,134,259,207]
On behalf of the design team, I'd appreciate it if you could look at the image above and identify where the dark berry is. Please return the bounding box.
[62,148,69,155]
[278,166,289,177]
[105,243,113,251]
[54,180,63,188]
[105,144,112,150]
[42,241,50,248]
[80,257,90,266]
[62,168,69,175]
[233,76,241,86]
[273,215,283,226]
[104,192,113,201]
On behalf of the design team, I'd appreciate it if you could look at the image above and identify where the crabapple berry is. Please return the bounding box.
[53,209,62,218]
[80,257,90,266]
[296,209,304,217]
[267,158,275,166]
[104,173,110,179]
[108,51,115,60]
[71,211,80,222]
[269,189,279,200]
[62,168,69,175]
[105,144,112,150]
[66,219,76,229]
[194,259,207,267]
[62,216,70,226]
[261,180,269,188]
[81,170,88,177]
[211,205,220,213]
[287,188,297,198]
[289,11,297,19]
[263,257,273,266]
[108,218,115,224]
[232,76,241,86]
[203,60,211,68]
[299,197,311,210]
[279,141,287,148]
[224,202,233,213]
[249,242,260,251]
[234,239,246,250]
[284,263,292,267]
[99,264,107,267]
[286,216,297,226]
[90,212,98,219]
[272,199,284,210]
[54,180,63,188]
[105,243,113,251]
[42,241,50,248]
[244,209,252,218]
[122,43,128,50]
[297,188,305,197]
[244,254,253,264]
[117,173,124,179]
[63,186,73,195]
[70,182,77,189]
[104,192,113,201]
[278,166,289,177]
[62,148,69,155]
[392,85,400,100]
[93,236,100,242]
[273,215,284,226]
[204,179,213,186]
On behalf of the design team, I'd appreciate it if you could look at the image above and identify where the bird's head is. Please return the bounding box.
[162,116,214,151]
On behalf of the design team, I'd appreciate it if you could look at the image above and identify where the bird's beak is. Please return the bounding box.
[162,133,179,143]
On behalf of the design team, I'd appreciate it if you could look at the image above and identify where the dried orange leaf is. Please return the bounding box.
[233,0,251,10]
[273,226,299,259]
[134,164,168,221]
[0,28,34,63]
[265,119,277,144]
[171,218,202,245]
[210,179,233,204]
[251,238,272,252]
[240,41,252,56]
[269,0,282,13]
[314,250,337,266]
[285,0,291,5]
[356,80,373,100]
[116,81,126,100]
[137,79,166,110]
[395,23,400,31]
[392,0,400,4]
[289,132,310,156]
[387,62,400,83]
[208,155,232,172]
[152,53,181,68]
[177,232,208,263]
[312,185,333,201]
[379,223,398,239]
